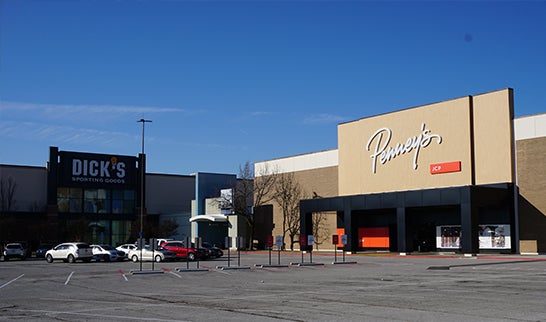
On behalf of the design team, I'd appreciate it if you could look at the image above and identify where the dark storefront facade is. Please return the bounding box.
[300,184,516,254]
[46,147,143,246]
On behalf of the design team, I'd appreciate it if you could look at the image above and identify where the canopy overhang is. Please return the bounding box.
[189,214,228,223]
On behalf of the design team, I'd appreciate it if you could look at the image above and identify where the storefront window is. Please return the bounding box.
[57,187,70,212]
[69,198,82,213]
[112,220,132,246]
[57,187,134,215]
[57,188,83,213]
[83,189,110,214]
[112,190,135,214]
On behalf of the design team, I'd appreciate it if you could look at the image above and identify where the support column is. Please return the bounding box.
[343,198,354,252]
[299,202,313,251]
[461,187,479,255]
[396,207,407,254]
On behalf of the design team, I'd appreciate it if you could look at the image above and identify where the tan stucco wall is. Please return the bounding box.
[338,89,514,196]
[473,89,515,184]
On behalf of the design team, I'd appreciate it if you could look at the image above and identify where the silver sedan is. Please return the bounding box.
[127,246,176,262]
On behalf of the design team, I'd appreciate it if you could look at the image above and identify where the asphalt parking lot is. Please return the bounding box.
[1,251,546,322]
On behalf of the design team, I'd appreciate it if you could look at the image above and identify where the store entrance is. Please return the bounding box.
[411,221,436,252]
[407,206,460,252]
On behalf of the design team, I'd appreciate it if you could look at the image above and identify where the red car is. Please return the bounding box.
[160,241,199,261]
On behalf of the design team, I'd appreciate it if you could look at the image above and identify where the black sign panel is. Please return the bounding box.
[59,151,137,188]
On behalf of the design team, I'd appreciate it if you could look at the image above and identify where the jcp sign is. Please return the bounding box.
[59,151,137,188]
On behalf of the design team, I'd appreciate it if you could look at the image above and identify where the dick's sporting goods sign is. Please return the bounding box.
[59,151,137,188]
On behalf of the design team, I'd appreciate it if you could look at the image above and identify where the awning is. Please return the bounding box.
[189,214,228,223]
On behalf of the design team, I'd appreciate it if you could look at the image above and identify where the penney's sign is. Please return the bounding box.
[365,123,442,174]
[59,151,137,188]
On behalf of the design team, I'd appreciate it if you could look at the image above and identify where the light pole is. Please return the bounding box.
[137,119,151,270]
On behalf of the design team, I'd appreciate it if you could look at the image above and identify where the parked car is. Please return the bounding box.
[91,244,123,262]
[45,242,94,263]
[202,242,223,258]
[14,241,31,258]
[191,242,211,260]
[116,244,137,260]
[127,245,176,263]
[3,243,26,261]
[160,241,200,261]
[155,238,174,247]
[35,243,54,258]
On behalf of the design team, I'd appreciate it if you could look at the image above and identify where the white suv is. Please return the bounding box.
[45,242,93,263]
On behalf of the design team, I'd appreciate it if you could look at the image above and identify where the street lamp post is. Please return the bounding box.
[137,119,151,271]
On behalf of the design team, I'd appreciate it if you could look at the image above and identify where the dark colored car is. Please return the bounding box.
[202,242,223,258]
[191,242,210,260]
[15,241,31,258]
[3,243,26,261]
[36,243,54,258]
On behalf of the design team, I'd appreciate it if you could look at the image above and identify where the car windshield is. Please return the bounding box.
[76,243,90,249]
[101,245,114,250]
[6,244,22,249]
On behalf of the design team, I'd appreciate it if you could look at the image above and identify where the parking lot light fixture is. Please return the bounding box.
[137,118,151,271]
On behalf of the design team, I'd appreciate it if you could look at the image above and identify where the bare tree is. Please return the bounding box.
[0,176,18,212]
[273,172,304,250]
[232,161,278,249]
[312,211,329,250]
[310,192,329,250]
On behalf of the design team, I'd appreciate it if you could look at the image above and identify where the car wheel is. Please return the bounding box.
[46,254,53,263]
[104,254,110,262]
[67,254,75,263]
[187,252,196,261]
[154,255,162,262]
[131,255,139,263]
[83,258,92,263]
[3,257,8,261]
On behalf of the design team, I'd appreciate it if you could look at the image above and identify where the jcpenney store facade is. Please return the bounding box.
[302,89,517,255]
[258,89,539,255]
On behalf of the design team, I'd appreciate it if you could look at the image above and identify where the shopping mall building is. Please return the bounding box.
[1,88,545,254]
[0,148,247,249]
[255,88,546,255]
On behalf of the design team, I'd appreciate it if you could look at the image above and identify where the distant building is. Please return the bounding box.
[0,148,249,250]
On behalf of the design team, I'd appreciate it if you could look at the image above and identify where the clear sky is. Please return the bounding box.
[1,0,545,176]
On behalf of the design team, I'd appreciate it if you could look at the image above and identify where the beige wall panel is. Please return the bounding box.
[338,97,473,195]
[473,89,515,184]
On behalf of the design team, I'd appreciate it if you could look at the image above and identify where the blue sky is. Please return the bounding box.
[1,0,545,175]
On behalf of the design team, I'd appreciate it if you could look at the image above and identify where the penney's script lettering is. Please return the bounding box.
[366,123,442,173]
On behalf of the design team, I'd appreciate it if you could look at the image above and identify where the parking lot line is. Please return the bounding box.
[118,269,129,281]
[0,274,24,289]
[161,267,182,278]
[64,271,74,285]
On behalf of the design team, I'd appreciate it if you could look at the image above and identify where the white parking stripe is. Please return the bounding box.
[64,271,74,285]
[0,274,24,289]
